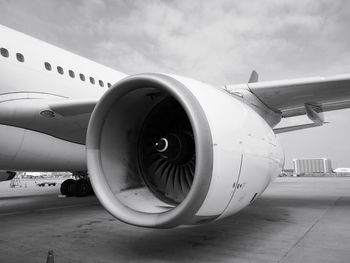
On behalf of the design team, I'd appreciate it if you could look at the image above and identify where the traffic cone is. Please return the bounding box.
[46,250,54,263]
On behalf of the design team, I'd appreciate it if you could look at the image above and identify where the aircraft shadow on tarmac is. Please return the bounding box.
[108,203,292,261]
[105,194,350,261]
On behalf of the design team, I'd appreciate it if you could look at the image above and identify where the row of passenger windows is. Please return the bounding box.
[44,61,111,88]
[1,47,112,88]
[1,47,25,62]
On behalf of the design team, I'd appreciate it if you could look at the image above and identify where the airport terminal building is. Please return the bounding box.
[293,158,333,176]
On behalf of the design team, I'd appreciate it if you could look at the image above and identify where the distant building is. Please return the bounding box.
[293,158,333,176]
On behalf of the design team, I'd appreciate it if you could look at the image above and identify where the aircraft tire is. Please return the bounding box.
[60,179,76,196]
[75,179,91,197]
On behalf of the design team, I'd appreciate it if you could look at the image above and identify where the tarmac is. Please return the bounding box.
[0,177,350,263]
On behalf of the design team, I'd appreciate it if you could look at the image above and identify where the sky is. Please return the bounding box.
[0,0,349,168]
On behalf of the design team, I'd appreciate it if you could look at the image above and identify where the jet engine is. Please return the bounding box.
[86,73,284,228]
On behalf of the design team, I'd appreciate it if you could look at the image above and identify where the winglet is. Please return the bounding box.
[248,70,259,83]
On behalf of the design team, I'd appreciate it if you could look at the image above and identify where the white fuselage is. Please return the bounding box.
[0,25,126,171]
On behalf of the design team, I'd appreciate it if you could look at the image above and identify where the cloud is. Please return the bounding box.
[1,0,349,83]
[93,0,350,84]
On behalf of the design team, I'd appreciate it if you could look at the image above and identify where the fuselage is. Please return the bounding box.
[0,25,126,171]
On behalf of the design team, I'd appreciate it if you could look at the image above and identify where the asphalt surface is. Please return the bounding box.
[0,177,350,263]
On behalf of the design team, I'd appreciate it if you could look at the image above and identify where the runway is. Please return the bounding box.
[0,177,350,263]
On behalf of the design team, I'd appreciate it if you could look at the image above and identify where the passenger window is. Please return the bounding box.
[44,62,52,71]
[0,47,9,57]
[90,77,95,84]
[57,66,64,75]
[79,73,85,81]
[69,70,75,78]
[107,83,112,88]
[16,53,24,62]
[99,80,104,87]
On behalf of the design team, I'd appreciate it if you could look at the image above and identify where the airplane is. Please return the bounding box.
[0,24,349,228]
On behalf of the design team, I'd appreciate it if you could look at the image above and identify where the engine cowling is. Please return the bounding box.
[86,73,284,228]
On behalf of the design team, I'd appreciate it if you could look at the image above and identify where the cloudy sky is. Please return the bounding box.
[0,0,349,168]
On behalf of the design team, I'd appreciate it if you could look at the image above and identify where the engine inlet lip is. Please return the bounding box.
[86,73,213,228]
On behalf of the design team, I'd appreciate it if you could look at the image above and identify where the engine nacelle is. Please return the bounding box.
[86,73,284,228]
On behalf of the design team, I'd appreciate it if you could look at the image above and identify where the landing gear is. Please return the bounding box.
[60,175,93,197]
[75,179,92,197]
[60,179,76,196]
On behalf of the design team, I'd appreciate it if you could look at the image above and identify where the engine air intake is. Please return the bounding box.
[86,73,213,228]
[138,99,195,205]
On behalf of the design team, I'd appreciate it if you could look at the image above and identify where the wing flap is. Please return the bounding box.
[248,74,350,117]
[273,122,326,134]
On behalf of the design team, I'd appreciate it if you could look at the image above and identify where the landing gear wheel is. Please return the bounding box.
[60,179,76,196]
[75,179,92,197]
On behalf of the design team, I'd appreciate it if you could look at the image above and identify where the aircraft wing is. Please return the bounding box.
[0,98,98,144]
[49,99,98,117]
[2,74,350,143]
[248,74,350,118]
